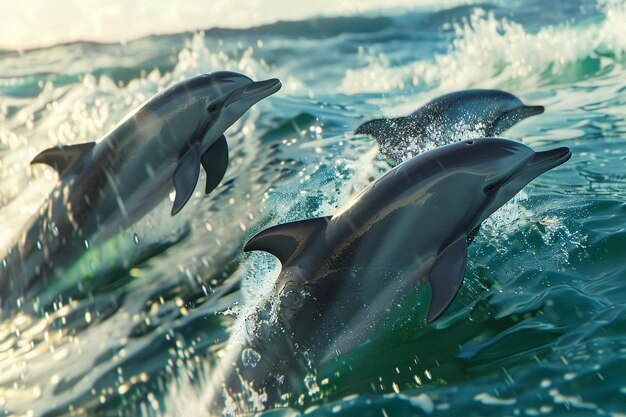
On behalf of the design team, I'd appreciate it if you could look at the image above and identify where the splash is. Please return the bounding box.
[0,32,272,251]
[1,0,482,50]
[340,0,626,94]
[0,33,283,416]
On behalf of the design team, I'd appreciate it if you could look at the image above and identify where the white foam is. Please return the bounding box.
[0,32,291,415]
[2,0,480,50]
[0,32,275,251]
[340,1,626,96]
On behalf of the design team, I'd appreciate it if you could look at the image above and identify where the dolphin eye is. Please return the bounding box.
[484,183,496,193]
[207,103,219,113]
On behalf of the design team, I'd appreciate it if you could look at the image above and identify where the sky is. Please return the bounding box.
[0,0,473,50]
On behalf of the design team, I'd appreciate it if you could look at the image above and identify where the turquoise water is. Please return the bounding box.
[1,0,626,416]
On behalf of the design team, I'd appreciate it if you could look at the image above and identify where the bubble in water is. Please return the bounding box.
[241,348,261,367]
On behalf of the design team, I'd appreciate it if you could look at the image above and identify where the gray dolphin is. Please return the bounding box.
[206,138,571,414]
[0,71,281,312]
[355,90,545,163]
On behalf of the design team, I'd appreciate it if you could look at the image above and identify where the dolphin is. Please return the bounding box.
[205,138,571,414]
[0,71,281,312]
[355,89,545,163]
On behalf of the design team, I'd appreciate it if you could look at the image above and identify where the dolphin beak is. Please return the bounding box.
[528,146,571,171]
[512,146,571,184]
[519,104,545,118]
[229,78,282,105]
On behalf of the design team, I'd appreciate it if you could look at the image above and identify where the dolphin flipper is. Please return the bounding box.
[31,142,95,176]
[467,225,481,245]
[427,236,468,323]
[171,144,201,216]
[244,216,331,264]
[201,135,229,194]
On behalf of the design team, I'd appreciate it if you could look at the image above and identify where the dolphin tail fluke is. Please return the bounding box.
[244,216,331,264]
[200,135,229,195]
[31,142,95,176]
[426,236,468,323]
[171,144,201,216]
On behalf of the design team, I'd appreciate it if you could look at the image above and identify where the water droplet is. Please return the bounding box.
[241,348,261,367]
[36,241,42,250]
[84,239,89,249]
[304,371,320,397]
[133,233,140,245]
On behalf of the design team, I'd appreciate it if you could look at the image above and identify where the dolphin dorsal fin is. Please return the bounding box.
[31,142,96,176]
[427,236,468,323]
[244,216,331,264]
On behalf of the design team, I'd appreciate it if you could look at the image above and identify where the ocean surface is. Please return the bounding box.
[1,0,626,416]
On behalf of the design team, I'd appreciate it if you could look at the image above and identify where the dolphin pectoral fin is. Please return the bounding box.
[427,236,468,323]
[171,144,201,216]
[467,225,481,245]
[243,216,331,264]
[200,135,229,195]
[30,142,96,176]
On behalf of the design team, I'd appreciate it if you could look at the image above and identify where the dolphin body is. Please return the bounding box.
[355,90,545,163]
[0,71,281,313]
[207,138,571,414]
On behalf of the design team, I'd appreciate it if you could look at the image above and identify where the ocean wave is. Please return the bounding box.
[339,0,626,95]
[0,32,275,251]
[1,2,625,416]
[2,0,482,50]
[0,27,385,415]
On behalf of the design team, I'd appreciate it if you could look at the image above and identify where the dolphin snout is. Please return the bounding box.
[227,77,282,106]
[247,78,282,94]
[521,104,545,117]
[243,78,281,101]
[529,146,571,169]
[513,146,571,182]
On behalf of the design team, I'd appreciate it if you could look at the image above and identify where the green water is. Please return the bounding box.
[0,0,625,416]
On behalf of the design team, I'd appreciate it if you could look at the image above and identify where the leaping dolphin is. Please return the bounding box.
[0,71,281,312]
[355,89,545,163]
[205,138,571,414]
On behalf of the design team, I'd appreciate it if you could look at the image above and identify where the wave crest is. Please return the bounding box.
[340,1,626,94]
